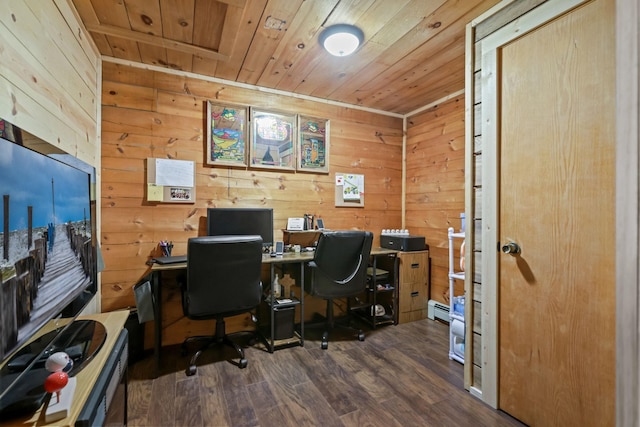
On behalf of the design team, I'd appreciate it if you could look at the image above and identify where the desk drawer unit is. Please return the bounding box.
[398,250,430,323]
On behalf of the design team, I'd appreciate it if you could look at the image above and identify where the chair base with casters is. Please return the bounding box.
[307,298,365,350]
[180,235,264,376]
[181,315,257,375]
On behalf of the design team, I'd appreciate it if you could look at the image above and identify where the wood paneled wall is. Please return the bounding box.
[405,96,466,307]
[0,0,100,167]
[99,61,403,346]
[0,0,101,314]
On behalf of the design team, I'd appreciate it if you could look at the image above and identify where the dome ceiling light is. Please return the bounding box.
[319,24,364,57]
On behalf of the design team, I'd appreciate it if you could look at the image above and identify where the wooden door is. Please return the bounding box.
[498,0,615,425]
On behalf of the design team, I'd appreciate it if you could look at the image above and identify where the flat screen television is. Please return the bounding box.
[0,123,99,418]
[207,208,274,250]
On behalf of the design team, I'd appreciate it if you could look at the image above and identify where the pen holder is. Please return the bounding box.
[160,243,173,257]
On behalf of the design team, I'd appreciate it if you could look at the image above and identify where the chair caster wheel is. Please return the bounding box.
[186,365,197,376]
[239,358,248,369]
[321,341,328,350]
[358,331,365,341]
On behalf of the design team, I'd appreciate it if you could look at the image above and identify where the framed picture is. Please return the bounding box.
[298,115,329,173]
[250,109,296,171]
[206,101,249,167]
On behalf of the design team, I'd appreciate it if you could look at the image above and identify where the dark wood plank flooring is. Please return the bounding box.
[127,318,525,427]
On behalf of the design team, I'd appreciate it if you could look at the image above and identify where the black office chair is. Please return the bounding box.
[306,230,373,349]
[180,235,263,375]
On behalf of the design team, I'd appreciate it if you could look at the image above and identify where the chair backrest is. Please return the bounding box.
[184,235,263,319]
[308,230,373,299]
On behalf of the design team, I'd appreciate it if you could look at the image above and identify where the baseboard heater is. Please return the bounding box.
[427,300,450,322]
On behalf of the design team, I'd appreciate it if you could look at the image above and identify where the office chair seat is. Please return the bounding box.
[180,235,263,375]
[306,230,373,349]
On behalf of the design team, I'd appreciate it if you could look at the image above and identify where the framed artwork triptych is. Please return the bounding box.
[206,101,330,174]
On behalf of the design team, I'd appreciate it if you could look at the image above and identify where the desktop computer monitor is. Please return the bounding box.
[206,207,274,250]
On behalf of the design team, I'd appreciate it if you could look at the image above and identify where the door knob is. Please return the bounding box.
[502,242,521,255]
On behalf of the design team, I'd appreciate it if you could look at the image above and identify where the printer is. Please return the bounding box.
[380,230,427,252]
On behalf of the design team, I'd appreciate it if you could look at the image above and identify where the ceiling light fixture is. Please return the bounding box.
[319,24,364,57]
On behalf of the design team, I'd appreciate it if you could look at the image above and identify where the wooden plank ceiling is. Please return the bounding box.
[71,0,501,115]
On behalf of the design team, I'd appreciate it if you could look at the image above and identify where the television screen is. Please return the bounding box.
[207,208,274,249]
[0,131,97,417]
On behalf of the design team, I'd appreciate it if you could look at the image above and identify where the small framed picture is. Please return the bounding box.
[250,109,296,171]
[298,116,329,173]
[316,218,325,230]
[287,217,305,231]
[206,101,249,167]
[169,187,193,201]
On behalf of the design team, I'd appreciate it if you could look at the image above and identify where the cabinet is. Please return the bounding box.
[350,250,398,328]
[397,250,430,324]
[448,227,465,364]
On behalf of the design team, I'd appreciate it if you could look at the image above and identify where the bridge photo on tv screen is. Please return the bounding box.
[0,136,96,363]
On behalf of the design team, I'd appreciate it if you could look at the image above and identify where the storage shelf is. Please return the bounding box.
[449,351,464,364]
[351,308,395,327]
[449,272,465,281]
[349,251,399,329]
[450,231,465,239]
[368,285,395,293]
[448,227,465,365]
[260,266,304,353]
[258,328,302,350]
[450,312,464,322]
[266,297,301,308]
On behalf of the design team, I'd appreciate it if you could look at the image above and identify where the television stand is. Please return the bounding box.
[0,319,107,420]
[0,311,129,426]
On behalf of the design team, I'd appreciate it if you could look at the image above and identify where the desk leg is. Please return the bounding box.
[269,264,275,353]
[371,256,378,329]
[300,262,304,346]
[152,270,162,377]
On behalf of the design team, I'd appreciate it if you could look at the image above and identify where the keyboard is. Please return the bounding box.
[152,255,187,264]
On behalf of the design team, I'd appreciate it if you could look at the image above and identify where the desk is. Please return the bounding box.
[149,252,313,374]
[149,248,397,374]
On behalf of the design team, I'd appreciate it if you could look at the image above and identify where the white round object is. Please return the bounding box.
[45,352,72,373]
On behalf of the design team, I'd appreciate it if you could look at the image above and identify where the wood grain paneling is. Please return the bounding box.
[0,0,100,166]
[100,61,403,346]
[71,0,503,115]
[405,95,466,306]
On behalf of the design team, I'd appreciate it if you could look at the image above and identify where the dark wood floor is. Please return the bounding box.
[127,318,525,427]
